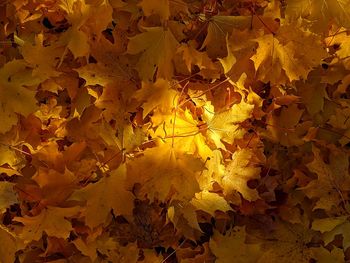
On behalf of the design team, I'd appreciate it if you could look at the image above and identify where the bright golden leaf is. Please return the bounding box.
[223,148,261,201]
[203,100,254,149]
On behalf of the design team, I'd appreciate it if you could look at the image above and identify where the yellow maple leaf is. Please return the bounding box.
[152,109,213,162]
[177,42,219,78]
[302,145,350,211]
[20,33,63,80]
[202,100,254,149]
[223,148,261,201]
[264,103,307,146]
[329,106,350,130]
[14,206,80,242]
[210,226,262,263]
[58,0,91,58]
[134,78,178,118]
[73,233,139,262]
[251,24,327,83]
[126,142,203,201]
[69,164,134,228]
[0,60,40,133]
[127,26,178,80]
[58,0,112,59]
[32,167,76,206]
[298,77,327,115]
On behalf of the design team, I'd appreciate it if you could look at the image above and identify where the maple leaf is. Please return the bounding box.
[0,60,40,133]
[93,80,136,130]
[73,233,139,262]
[210,226,262,263]
[264,103,307,146]
[32,167,77,206]
[298,75,327,115]
[223,148,261,201]
[4,0,350,261]
[201,15,251,58]
[58,0,91,58]
[14,206,80,242]
[66,105,104,142]
[251,24,327,83]
[69,164,134,228]
[127,26,178,80]
[151,110,213,169]
[177,41,220,78]
[126,142,203,201]
[82,32,137,87]
[31,141,86,173]
[302,145,350,211]
[134,78,178,118]
[120,124,146,152]
[58,0,112,59]
[202,100,254,149]
[20,33,63,80]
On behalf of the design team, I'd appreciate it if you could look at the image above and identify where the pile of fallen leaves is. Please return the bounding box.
[0,0,350,262]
